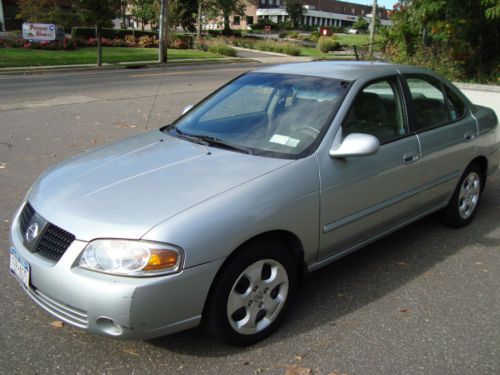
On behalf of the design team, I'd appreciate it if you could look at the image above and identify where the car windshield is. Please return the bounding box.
[165,73,349,158]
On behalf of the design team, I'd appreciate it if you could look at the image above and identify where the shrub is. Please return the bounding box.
[317,36,340,53]
[194,37,209,51]
[71,27,157,40]
[3,38,24,48]
[254,40,301,56]
[208,42,237,57]
[169,34,193,49]
[124,35,137,47]
[137,35,158,48]
[207,29,242,37]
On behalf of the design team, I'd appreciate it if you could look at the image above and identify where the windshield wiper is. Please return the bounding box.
[173,126,209,146]
[194,135,254,155]
[173,127,253,155]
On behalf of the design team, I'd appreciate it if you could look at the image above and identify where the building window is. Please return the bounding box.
[246,16,254,25]
[352,8,355,14]
[233,16,240,26]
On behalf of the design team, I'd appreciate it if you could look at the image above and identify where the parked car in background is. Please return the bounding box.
[10,62,499,345]
[347,28,360,34]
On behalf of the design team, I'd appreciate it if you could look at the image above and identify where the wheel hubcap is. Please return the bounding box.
[458,171,480,220]
[227,259,289,335]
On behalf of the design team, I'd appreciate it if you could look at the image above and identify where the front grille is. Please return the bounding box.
[19,203,75,262]
[37,224,76,261]
[20,202,35,234]
[28,287,89,328]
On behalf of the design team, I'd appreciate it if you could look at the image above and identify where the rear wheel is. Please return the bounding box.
[203,241,297,346]
[439,163,483,227]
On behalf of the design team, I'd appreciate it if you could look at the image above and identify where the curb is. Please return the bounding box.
[0,57,258,75]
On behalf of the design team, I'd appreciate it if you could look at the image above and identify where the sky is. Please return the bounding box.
[346,0,399,9]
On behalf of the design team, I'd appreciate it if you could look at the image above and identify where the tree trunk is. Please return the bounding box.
[96,25,102,67]
[222,11,231,35]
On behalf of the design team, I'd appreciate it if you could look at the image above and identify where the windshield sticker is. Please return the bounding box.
[269,134,301,148]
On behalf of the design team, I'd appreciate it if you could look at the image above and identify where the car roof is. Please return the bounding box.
[255,61,430,81]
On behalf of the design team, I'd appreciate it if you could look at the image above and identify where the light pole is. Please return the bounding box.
[158,0,168,63]
[368,0,377,58]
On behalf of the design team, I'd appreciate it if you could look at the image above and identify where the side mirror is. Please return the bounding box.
[182,104,194,115]
[330,133,380,158]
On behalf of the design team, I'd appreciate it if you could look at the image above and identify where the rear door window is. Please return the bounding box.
[406,76,450,131]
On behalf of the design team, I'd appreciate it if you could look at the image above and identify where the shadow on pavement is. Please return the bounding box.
[147,177,499,357]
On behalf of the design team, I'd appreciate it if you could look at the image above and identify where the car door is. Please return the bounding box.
[317,76,422,260]
[403,75,478,212]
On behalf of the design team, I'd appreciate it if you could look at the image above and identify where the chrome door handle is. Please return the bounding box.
[403,152,420,164]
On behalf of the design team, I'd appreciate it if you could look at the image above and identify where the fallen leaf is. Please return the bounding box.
[91,138,97,144]
[399,307,409,313]
[121,348,139,357]
[286,366,311,375]
[295,354,305,361]
[50,320,64,328]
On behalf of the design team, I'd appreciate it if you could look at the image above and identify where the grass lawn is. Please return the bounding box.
[334,33,383,51]
[0,47,222,68]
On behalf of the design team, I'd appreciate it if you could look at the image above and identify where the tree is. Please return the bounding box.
[169,0,198,31]
[384,0,500,82]
[75,0,121,67]
[482,0,500,19]
[211,0,246,35]
[285,0,304,28]
[131,0,159,30]
[16,0,68,27]
[353,16,369,32]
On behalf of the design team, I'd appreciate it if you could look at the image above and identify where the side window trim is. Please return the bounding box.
[341,75,410,146]
[443,84,467,123]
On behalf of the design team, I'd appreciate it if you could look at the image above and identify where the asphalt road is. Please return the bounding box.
[0,64,499,375]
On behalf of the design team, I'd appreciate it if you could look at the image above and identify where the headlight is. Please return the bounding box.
[79,240,182,277]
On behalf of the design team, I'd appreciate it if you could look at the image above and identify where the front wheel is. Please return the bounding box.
[439,163,483,227]
[203,241,297,346]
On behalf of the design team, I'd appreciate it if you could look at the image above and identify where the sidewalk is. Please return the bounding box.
[233,46,313,64]
[455,83,500,119]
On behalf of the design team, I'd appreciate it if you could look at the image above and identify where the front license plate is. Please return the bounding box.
[10,247,30,289]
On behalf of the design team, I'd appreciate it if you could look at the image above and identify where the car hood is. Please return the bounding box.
[28,131,292,241]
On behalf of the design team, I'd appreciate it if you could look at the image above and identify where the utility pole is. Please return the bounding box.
[368,0,377,58]
[158,0,168,63]
[197,0,202,37]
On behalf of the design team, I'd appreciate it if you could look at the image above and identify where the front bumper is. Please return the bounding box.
[9,205,224,340]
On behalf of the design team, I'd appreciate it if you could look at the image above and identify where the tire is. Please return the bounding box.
[439,163,484,228]
[203,240,297,346]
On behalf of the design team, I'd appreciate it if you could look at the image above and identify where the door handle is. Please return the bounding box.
[464,131,477,141]
[403,152,420,164]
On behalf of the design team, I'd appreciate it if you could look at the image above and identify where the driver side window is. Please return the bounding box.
[343,78,407,144]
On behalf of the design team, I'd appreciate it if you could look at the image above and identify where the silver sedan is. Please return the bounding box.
[9,62,500,345]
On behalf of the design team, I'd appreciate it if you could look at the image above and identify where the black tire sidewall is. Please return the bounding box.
[203,240,297,346]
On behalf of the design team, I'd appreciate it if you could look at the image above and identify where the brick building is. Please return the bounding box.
[218,0,392,30]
